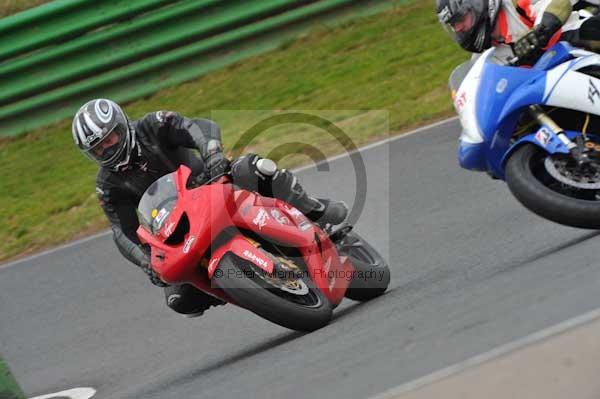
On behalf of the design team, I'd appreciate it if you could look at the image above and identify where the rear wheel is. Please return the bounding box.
[505,143,600,229]
[339,232,391,301]
[213,253,332,331]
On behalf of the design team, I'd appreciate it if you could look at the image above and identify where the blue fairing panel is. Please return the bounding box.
[476,64,545,141]
[497,73,547,124]
[532,42,575,71]
[458,140,487,171]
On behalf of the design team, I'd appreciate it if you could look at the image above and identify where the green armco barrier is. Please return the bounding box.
[0,0,88,34]
[0,0,220,78]
[0,0,399,137]
[0,0,178,61]
[0,0,305,105]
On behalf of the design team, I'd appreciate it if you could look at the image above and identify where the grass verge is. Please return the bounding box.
[0,358,24,399]
[0,0,466,262]
[0,0,48,18]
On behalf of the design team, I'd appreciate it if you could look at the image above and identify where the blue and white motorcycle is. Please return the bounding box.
[451,42,600,229]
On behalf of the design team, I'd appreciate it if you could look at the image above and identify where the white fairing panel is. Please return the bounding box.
[454,49,490,144]
[545,66,600,117]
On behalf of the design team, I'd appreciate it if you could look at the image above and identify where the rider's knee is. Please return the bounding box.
[164,284,195,314]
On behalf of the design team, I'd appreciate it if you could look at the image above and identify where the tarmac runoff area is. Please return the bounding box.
[372,308,600,399]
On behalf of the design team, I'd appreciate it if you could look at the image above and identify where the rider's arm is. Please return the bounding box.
[535,0,573,36]
[140,111,229,177]
[139,111,224,160]
[96,179,148,267]
[513,0,572,63]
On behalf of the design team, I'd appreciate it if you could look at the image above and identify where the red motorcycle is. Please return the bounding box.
[136,166,390,331]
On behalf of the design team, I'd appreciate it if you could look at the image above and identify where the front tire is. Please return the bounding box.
[505,143,600,229]
[213,253,332,331]
[339,232,391,301]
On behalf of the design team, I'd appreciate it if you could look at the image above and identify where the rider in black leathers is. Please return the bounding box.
[73,99,348,317]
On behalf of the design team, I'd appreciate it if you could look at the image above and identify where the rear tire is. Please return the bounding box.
[340,232,391,301]
[213,253,332,331]
[505,143,600,229]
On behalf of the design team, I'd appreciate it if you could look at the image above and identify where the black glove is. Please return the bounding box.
[140,261,169,287]
[205,152,231,178]
[513,28,547,65]
[514,11,563,65]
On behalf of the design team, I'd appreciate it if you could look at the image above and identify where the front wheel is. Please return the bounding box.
[339,232,391,301]
[505,143,600,229]
[213,253,332,331]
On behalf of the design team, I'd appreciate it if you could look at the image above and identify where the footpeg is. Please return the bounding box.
[328,223,353,243]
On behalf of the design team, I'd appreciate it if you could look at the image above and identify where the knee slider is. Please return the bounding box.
[165,284,206,314]
[166,292,187,313]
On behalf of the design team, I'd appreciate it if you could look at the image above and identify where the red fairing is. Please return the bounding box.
[137,166,352,307]
[207,235,274,278]
[303,230,354,305]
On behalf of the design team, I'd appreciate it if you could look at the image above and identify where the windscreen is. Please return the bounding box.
[137,173,178,235]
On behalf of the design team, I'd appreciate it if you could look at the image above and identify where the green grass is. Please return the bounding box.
[0,0,467,261]
[0,0,48,18]
[0,358,24,399]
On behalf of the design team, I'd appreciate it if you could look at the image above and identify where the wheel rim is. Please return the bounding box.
[243,260,322,308]
[544,155,600,189]
[528,151,600,200]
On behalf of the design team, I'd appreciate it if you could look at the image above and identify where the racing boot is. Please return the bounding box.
[270,168,348,227]
[303,197,349,228]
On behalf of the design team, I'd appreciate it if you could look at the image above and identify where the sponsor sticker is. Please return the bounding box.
[154,208,169,228]
[454,91,467,112]
[589,79,600,104]
[535,127,552,146]
[253,208,269,230]
[298,220,312,231]
[496,78,508,94]
[284,205,303,219]
[242,249,269,269]
[164,221,176,236]
[270,209,290,225]
[183,236,195,253]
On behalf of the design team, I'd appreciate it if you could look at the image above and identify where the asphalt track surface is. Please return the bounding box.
[2,118,600,398]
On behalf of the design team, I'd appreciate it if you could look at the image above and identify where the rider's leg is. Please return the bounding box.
[164,284,225,317]
[230,154,348,226]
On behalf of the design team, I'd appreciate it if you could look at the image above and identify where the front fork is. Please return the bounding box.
[529,105,592,165]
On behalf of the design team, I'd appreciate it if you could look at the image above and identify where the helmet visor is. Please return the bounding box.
[84,124,128,166]
[438,2,478,39]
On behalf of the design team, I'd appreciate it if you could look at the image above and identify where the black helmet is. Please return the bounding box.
[72,99,134,170]
[436,0,501,52]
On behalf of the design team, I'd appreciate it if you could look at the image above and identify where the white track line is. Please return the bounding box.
[370,306,600,399]
[293,116,458,173]
[1,117,458,269]
[29,387,96,399]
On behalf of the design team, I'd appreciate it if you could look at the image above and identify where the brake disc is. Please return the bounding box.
[544,156,600,189]
[253,257,309,296]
